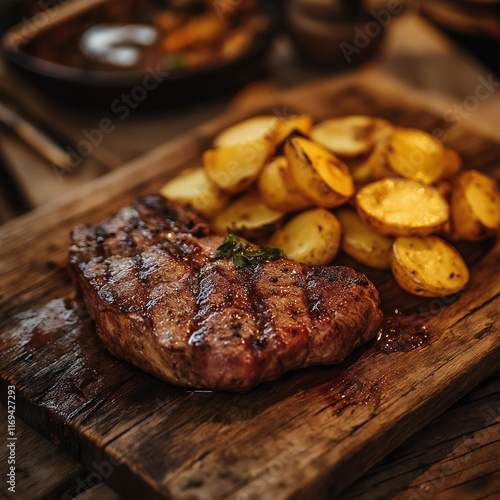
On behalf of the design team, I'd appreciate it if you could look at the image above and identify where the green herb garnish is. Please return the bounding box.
[214,229,284,268]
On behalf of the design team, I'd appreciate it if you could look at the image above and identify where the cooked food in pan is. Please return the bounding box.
[23,0,268,74]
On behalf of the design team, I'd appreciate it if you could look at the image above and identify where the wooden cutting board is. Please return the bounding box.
[1,69,500,500]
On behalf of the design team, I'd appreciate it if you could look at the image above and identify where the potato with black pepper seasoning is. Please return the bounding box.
[390,236,469,297]
[268,208,341,266]
[385,127,445,184]
[284,137,354,208]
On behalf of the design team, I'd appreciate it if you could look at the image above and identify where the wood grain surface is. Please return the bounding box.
[1,370,498,500]
[1,70,500,500]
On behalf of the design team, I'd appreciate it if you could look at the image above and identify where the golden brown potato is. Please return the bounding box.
[221,31,251,59]
[450,170,500,241]
[385,127,445,184]
[435,179,453,202]
[211,190,284,239]
[344,156,374,185]
[367,139,393,181]
[203,135,274,194]
[356,178,449,237]
[336,208,393,269]
[441,149,462,179]
[284,137,354,208]
[274,114,313,146]
[311,115,392,158]
[258,156,313,212]
[159,167,230,218]
[390,236,469,297]
[213,115,278,147]
[205,115,280,193]
[434,180,460,240]
[268,208,341,265]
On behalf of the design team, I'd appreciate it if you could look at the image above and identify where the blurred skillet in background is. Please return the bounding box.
[419,0,500,76]
[1,0,276,109]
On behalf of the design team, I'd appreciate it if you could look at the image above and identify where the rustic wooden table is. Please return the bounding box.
[0,10,499,500]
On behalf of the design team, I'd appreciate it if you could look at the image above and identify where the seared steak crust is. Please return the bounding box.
[69,195,383,391]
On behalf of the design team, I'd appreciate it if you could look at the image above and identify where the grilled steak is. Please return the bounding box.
[69,195,383,391]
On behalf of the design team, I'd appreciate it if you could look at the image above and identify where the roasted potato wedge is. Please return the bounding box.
[203,135,274,194]
[311,115,392,158]
[275,114,313,146]
[268,208,341,265]
[336,208,393,269]
[345,157,374,185]
[390,236,469,297]
[356,178,449,237]
[285,137,354,208]
[450,170,500,241]
[213,115,279,147]
[159,167,229,218]
[212,190,284,240]
[385,127,445,184]
[441,149,462,179]
[258,156,313,212]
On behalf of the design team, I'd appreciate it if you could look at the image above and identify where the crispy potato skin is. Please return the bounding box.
[285,137,354,208]
[390,236,469,297]
[258,156,313,212]
[275,115,313,147]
